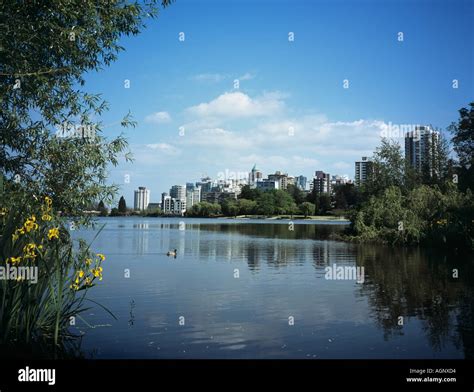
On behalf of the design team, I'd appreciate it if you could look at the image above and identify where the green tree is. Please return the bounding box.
[0,0,174,219]
[222,199,239,217]
[239,185,262,201]
[273,189,296,215]
[334,187,348,210]
[256,193,275,216]
[118,196,127,213]
[189,203,201,217]
[97,200,108,216]
[299,202,315,218]
[318,194,332,214]
[188,202,221,217]
[449,102,474,192]
[286,184,305,205]
[363,138,405,197]
[238,198,257,215]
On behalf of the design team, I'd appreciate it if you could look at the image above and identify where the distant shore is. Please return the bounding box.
[97,212,350,222]
[217,215,349,221]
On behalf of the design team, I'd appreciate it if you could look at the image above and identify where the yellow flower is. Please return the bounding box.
[0,208,7,216]
[24,216,39,232]
[41,214,52,221]
[78,270,85,278]
[12,227,25,240]
[85,277,92,286]
[70,283,80,291]
[47,227,59,240]
[91,267,103,280]
[8,256,21,265]
[85,258,92,266]
[23,243,37,259]
[97,253,106,262]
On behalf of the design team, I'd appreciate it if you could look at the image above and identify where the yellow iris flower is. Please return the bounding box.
[47,227,59,240]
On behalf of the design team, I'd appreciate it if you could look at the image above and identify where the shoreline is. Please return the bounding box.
[101,214,350,222]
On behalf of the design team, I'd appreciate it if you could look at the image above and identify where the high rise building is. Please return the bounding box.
[134,187,150,211]
[193,186,201,204]
[185,185,201,210]
[331,175,350,187]
[256,179,280,191]
[295,175,307,190]
[268,171,289,189]
[161,192,186,215]
[405,125,440,176]
[186,189,194,211]
[355,157,373,186]
[170,185,186,201]
[196,177,213,193]
[248,164,263,188]
[311,171,331,194]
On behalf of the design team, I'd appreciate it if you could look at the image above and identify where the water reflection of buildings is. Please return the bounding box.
[152,222,354,274]
[132,223,149,255]
[121,221,474,358]
[130,221,354,275]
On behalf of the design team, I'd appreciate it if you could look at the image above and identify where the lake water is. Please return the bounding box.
[72,217,474,359]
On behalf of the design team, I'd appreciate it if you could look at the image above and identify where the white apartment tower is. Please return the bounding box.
[134,187,150,211]
[405,125,440,176]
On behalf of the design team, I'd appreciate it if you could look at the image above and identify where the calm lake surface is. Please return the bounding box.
[72,217,474,359]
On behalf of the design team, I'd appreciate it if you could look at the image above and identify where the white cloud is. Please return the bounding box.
[145,143,180,155]
[187,91,285,118]
[291,156,319,167]
[182,127,254,149]
[144,111,171,124]
[191,72,255,83]
[253,117,386,154]
[147,90,392,181]
[237,154,318,171]
[238,72,255,81]
[191,73,227,82]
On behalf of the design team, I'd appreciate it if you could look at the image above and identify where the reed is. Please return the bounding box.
[0,193,111,350]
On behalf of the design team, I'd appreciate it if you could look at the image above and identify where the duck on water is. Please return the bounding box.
[167,249,177,257]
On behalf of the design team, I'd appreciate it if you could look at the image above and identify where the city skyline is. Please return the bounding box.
[127,123,441,209]
[82,0,472,207]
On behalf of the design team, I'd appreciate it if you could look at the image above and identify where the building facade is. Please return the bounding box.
[268,171,289,190]
[354,157,373,186]
[295,175,307,191]
[405,125,440,176]
[331,175,350,188]
[248,164,263,188]
[134,186,150,211]
[147,202,160,211]
[256,179,280,191]
[310,171,331,194]
[170,185,186,201]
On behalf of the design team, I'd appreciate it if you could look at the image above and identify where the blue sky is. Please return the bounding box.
[83,0,473,206]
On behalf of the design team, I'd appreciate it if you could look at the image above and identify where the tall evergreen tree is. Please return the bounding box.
[118,196,127,213]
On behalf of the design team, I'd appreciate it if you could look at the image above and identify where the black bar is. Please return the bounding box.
[0,360,472,391]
